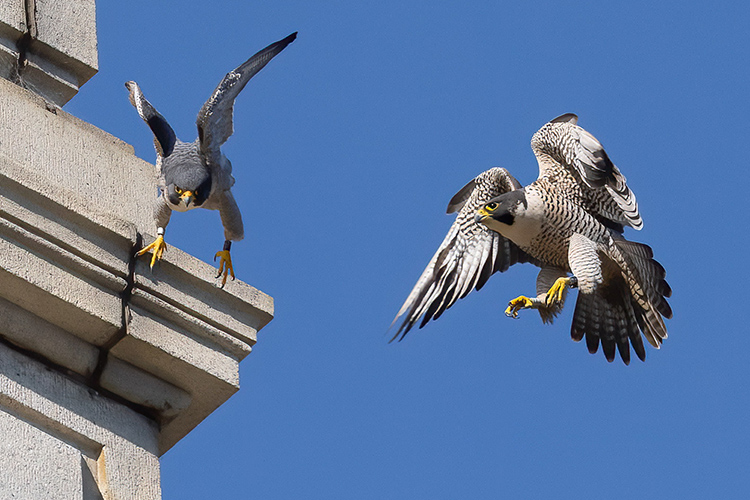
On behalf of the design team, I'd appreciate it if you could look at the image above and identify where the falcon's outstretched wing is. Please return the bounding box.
[390,168,535,341]
[530,113,642,230]
[125,81,176,158]
[196,32,297,158]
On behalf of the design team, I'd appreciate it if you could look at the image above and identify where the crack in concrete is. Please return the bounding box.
[89,235,143,400]
[0,233,157,422]
[14,0,36,84]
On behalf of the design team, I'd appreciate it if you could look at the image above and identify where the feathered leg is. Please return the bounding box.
[505,266,576,321]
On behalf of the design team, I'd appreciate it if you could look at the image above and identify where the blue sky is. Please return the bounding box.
[66,1,749,498]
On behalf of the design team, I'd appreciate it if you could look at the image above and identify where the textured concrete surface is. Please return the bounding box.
[0,409,85,499]
[0,0,98,104]
[134,240,275,344]
[0,77,156,232]
[99,355,192,420]
[0,153,138,278]
[0,232,124,345]
[34,0,98,70]
[0,295,99,377]
[0,0,24,82]
[119,302,244,452]
[0,147,274,452]
[0,0,25,31]
[0,343,162,500]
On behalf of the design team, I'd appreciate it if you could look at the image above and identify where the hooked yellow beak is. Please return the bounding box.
[180,190,195,207]
[475,208,490,223]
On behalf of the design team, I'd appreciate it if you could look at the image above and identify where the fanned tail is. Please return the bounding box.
[571,237,671,364]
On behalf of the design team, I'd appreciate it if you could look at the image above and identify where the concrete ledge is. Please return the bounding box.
[135,242,274,344]
[34,0,98,70]
[0,77,155,232]
[0,295,99,377]
[0,165,273,450]
[0,2,25,83]
[99,356,192,420]
[0,232,124,345]
[0,163,130,346]
[0,0,98,104]
[0,155,137,279]
[0,103,274,455]
[0,2,25,33]
[116,302,244,452]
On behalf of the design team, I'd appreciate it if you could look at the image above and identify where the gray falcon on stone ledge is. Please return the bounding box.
[391,114,672,364]
[126,32,297,286]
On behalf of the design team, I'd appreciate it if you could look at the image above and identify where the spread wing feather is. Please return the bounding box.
[125,81,177,158]
[390,168,536,341]
[531,114,642,230]
[196,32,297,158]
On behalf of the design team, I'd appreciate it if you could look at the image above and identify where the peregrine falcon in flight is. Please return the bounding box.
[391,114,672,364]
[126,32,297,286]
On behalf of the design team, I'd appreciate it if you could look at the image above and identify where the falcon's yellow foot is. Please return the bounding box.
[544,276,578,307]
[136,234,166,269]
[505,295,534,318]
[214,240,235,288]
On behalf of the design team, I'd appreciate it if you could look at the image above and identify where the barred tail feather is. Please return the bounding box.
[571,237,670,364]
[571,273,644,365]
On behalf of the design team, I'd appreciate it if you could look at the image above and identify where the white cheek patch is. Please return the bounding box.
[499,193,545,248]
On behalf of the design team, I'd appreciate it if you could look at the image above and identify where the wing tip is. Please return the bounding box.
[124,80,139,107]
[550,113,578,125]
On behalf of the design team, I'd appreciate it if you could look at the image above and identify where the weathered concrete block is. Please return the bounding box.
[0,0,25,31]
[117,302,243,452]
[0,343,162,499]
[34,0,98,71]
[0,295,99,377]
[99,356,192,420]
[134,239,274,345]
[0,77,156,233]
[0,409,85,500]
[0,155,138,280]
[0,0,98,104]
[125,297,245,385]
[0,232,123,345]
[0,0,24,81]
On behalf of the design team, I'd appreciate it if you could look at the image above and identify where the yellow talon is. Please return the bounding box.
[214,249,235,288]
[505,295,534,318]
[545,277,573,307]
[136,235,167,269]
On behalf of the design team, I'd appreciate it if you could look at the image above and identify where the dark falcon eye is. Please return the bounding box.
[175,186,183,195]
[486,202,498,211]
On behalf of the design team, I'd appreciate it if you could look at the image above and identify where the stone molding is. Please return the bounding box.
[0,75,274,497]
[0,0,98,105]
